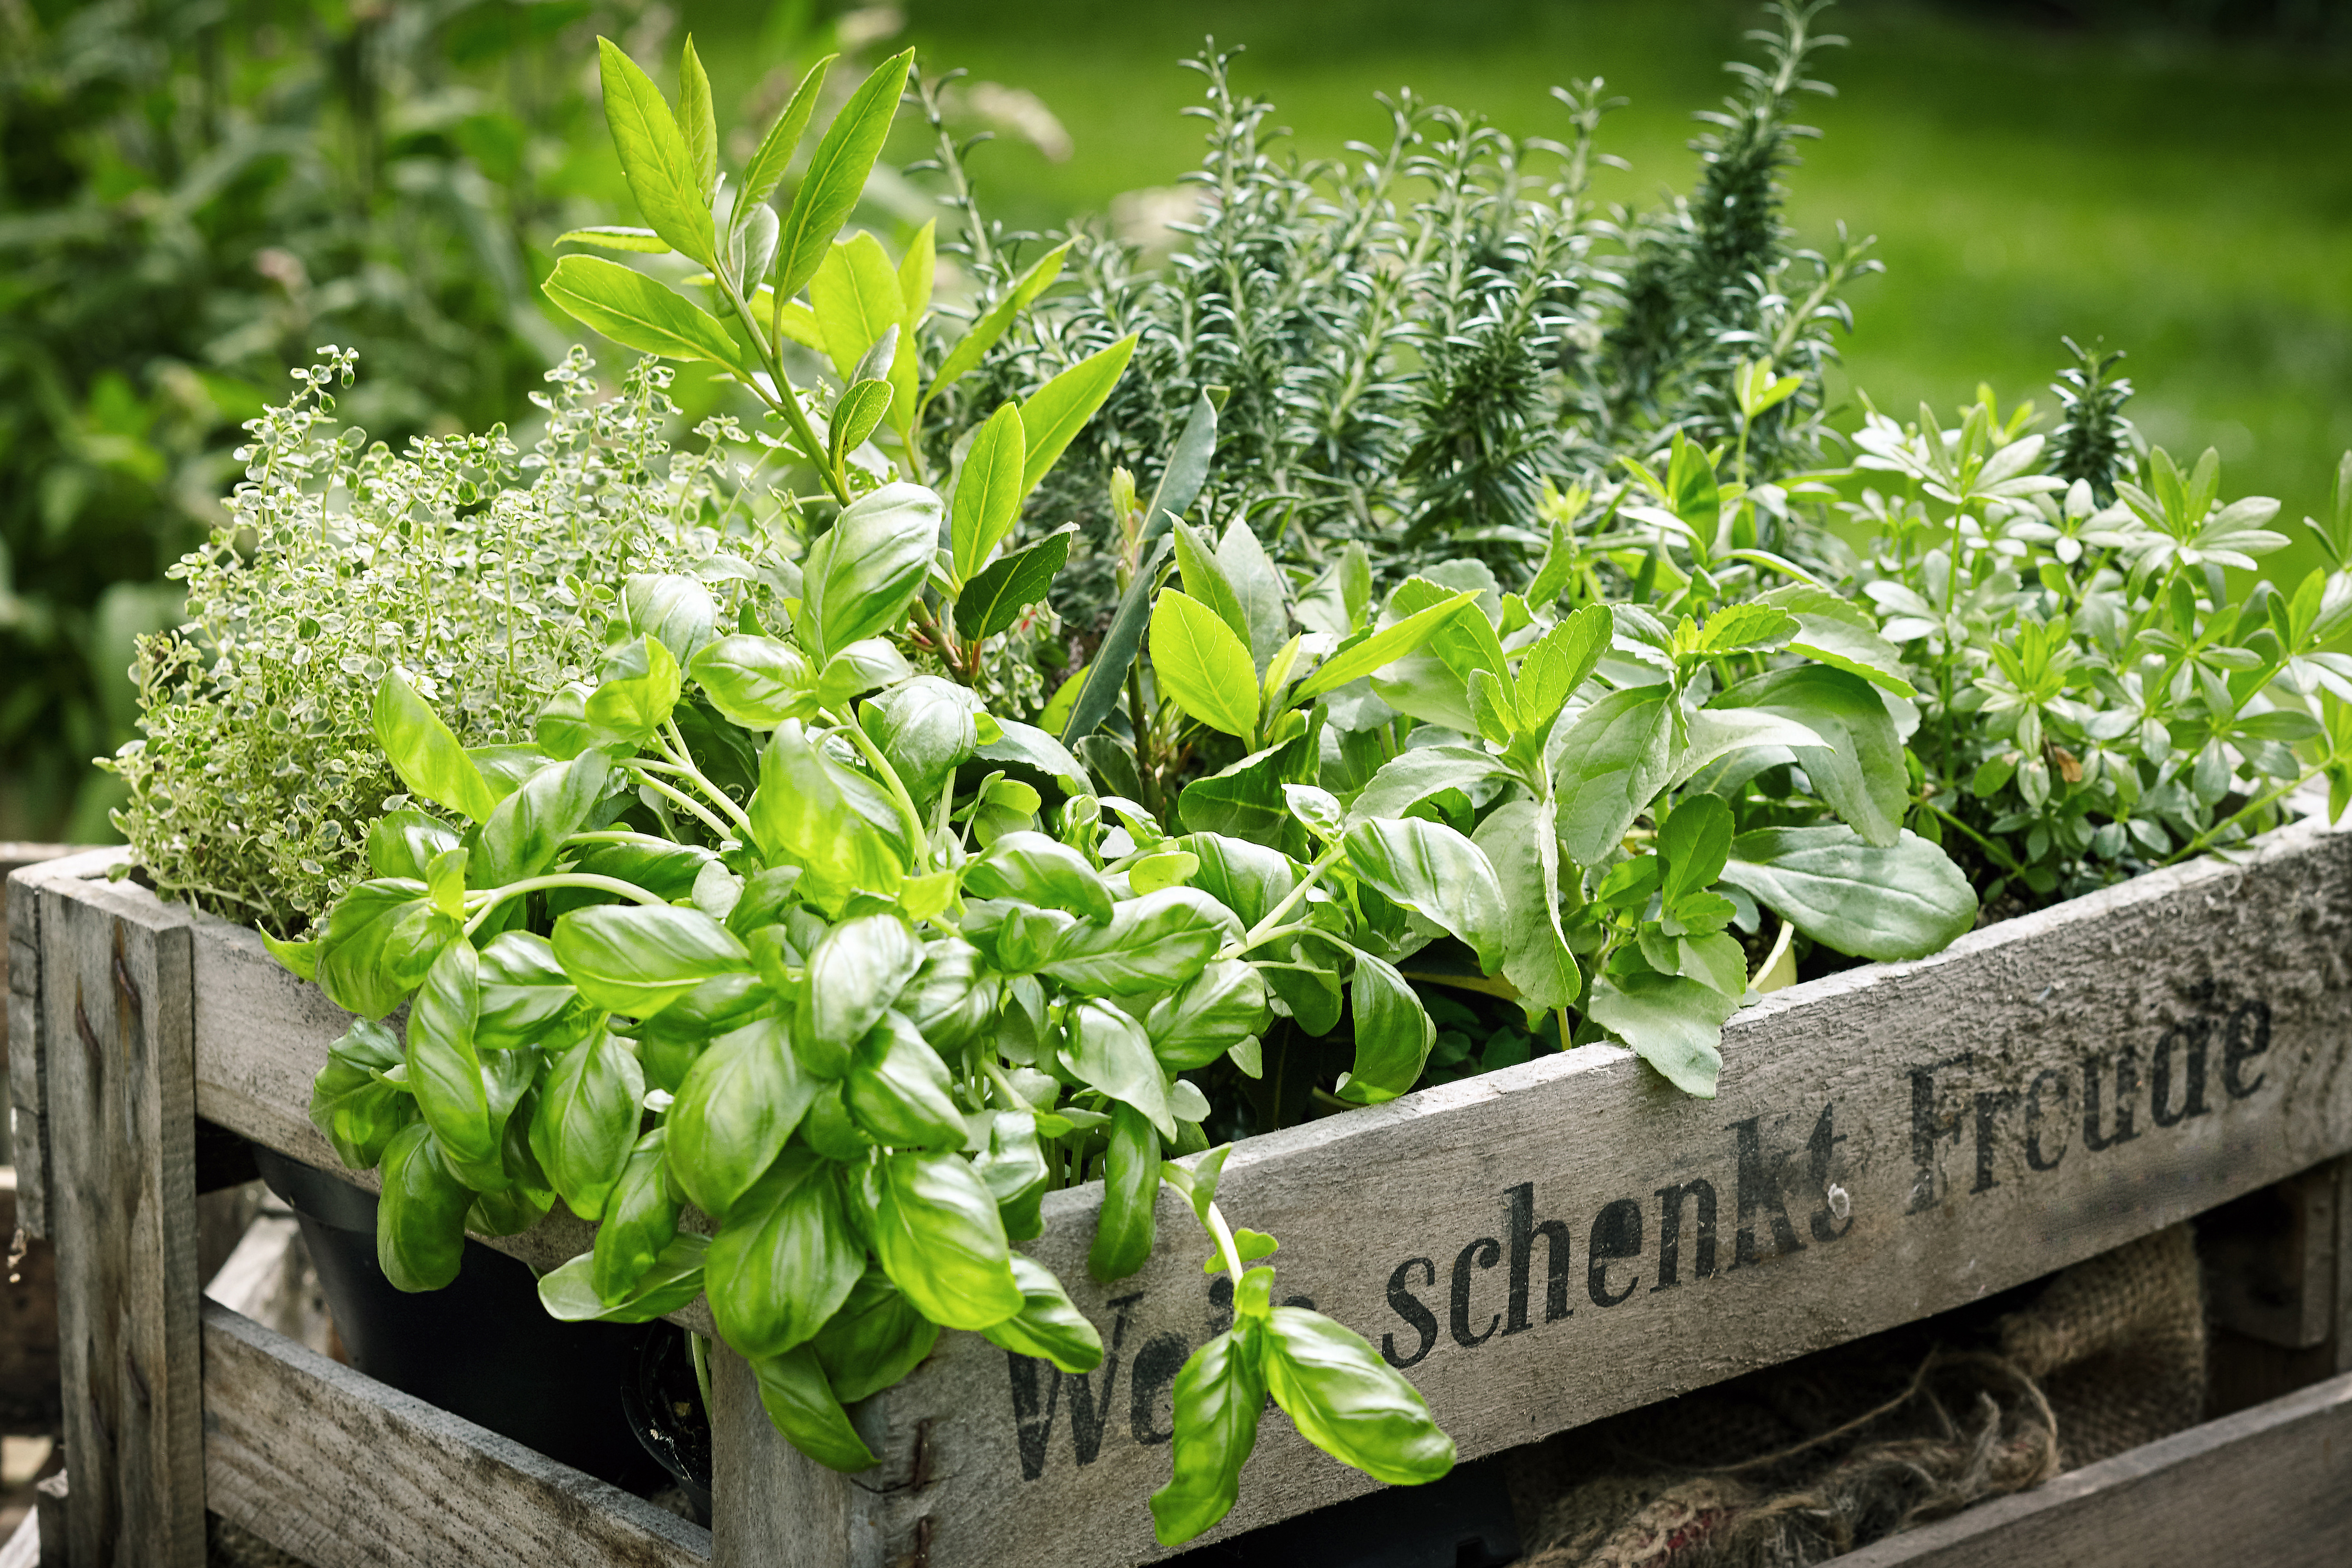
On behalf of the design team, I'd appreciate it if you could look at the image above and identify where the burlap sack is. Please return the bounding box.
[1506,1224,2205,1568]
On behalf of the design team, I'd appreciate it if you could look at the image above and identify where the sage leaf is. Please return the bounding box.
[1720,826,1979,960]
[1340,818,1506,974]
[1585,970,1738,1097]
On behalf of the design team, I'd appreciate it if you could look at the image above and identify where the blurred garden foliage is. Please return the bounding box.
[0,0,635,839]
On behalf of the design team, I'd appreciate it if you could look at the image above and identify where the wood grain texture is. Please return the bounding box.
[39,858,205,1566]
[838,816,2352,1568]
[708,1346,860,1568]
[201,1300,710,1568]
[0,845,72,1169]
[1843,1368,2352,1567]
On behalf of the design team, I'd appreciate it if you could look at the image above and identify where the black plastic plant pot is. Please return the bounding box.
[251,1144,666,1496]
[622,1323,715,1518]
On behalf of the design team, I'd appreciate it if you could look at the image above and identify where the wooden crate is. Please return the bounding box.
[12,809,2352,1567]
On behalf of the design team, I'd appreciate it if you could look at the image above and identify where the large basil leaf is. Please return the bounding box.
[708,1148,865,1359]
[750,726,907,897]
[667,1015,819,1221]
[1176,729,1316,849]
[811,1266,941,1404]
[963,831,1114,922]
[308,1019,412,1171]
[1340,818,1506,974]
[1088,1103,1162,1283]
[566,840,715,903]
[1549,683,1685,867]
[475,932,591,1053]
[592,1127,684,1305]
[365,811,462,881]
[980,1255,1105,1373]
[1063,1002,1174,1137]
[1145,958,1271,1070]
[1180,834,1301,927]
[1713,665,1907,847]
[310,879,447,1025]
[1040,888,1241,997]
[528,1024,644,1222]
[894,937,997,1051]
[861,676,982,802]
[540,1234,708,1324]
[1262,1306,1455,1485]
[473,753,611,887]
[583,634,683,746]
[620,574,719,664]
[798,483,941,663]
[373,670,497,824]
[800,914,922,1073]
[375,1121,471,1293]
[551,903,750,1019]
[845,1013,969,1149]
[860,1152,1024,1330]
[971,1110,1049,1242]
[1147,1322,1265,1547]
[1337,950,1436,1105]
[750,1345,879,1473]
[689,635,818,729]
[1584,969,1739,1098]
[1719,826,1978,961]
[403,940,508,1178]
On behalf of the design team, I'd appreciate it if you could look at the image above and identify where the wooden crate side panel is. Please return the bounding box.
[707,1347,860,1568]
[39,864,205,1566]
[1841,1368,2352,1567]
[202,1301,711,1568]
[7,865,48,1236]
[845,820,2352,1568]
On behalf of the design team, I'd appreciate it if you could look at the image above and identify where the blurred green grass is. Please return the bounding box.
[707,0,2350,531]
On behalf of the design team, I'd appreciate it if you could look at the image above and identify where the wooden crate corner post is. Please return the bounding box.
[36,855,206,1566]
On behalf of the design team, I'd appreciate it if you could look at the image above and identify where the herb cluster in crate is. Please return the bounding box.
[1845,344,2352,912]
[925,1,1876,631]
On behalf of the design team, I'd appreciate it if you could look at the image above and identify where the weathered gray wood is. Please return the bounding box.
[708,1346,858,1568]
[4,853,88,1237]
[39,861,205,1566]
[1841,1367,2352,1566]
[838,814,2352,1568]
[0,845,72,1171]
[2205,1160,2341,1349]
[201,1300,710,1568]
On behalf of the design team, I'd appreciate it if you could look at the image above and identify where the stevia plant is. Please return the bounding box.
[1844,349,2352,910]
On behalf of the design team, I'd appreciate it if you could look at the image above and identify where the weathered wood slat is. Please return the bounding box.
[1843,1367,2352,1567]
[834,815,2352,1568]
[0,844,71,1171]
[201,1300,711,1568]
[3,852,87,1236]
[39,859,205,1566]
[708,1346,857,1568]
